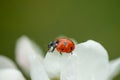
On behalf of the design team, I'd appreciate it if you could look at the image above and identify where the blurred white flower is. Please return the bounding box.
[0,36,120,80]
[0,56,26,80]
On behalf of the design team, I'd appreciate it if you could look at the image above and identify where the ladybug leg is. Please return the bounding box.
[71,52,73,55]
[51,46,56,52]
[59,52,62,55]
[48,47,56,52]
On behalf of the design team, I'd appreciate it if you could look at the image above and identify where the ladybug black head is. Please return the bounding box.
[48,40,59,52]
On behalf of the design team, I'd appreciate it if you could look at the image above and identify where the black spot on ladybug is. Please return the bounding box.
[70,47,73,50]
[62,48,64,51]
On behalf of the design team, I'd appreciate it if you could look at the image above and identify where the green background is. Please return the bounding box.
[0,0,120,80]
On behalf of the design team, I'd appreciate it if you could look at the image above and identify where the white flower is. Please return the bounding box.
[0,56,26,80]
[0,35,120,80]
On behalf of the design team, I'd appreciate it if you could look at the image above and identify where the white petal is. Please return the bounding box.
[61,40,109,80]
[0,69,26,80]
[15,35,43,75]
[44,49,71,78]
[30,55,49,80]
[44,50,62,78]
[0,55,16,69]
[108,58,120,80]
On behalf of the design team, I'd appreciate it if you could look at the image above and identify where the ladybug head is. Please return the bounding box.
[48,40,59,52]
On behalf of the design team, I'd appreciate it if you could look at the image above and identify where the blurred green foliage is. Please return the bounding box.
[0,0,120,80]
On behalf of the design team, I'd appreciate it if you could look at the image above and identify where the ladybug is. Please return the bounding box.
[48,38,75,55]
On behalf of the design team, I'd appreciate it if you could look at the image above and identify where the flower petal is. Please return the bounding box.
[44,49,72,78]
[44,50,62,78]
[30,55,49,80]
[15,35,43,75]
[0,55,17,69]
[108,58,120,80]
[61,40,109,80]
[0,69,26,80]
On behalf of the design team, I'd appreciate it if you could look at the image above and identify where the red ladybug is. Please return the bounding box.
[48,38,75,54]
